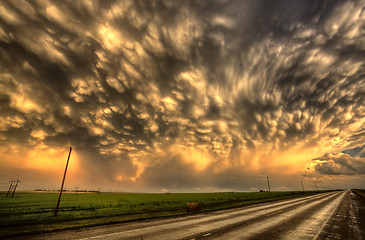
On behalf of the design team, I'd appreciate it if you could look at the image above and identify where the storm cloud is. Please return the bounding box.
[0,0,364,191]
[312,146,365,176]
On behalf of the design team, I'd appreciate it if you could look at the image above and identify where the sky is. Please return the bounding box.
[0,0,364,192]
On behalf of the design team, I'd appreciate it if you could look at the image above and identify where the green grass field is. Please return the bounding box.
[353,189,365,198]
[0,190,324,238]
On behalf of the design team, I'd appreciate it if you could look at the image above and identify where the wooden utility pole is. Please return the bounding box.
[267,176,271,192]
[11,180,19,197]
[54,147,72,216]
[301,180,304,192]
[6,181,13,197]
[6,180,20,197]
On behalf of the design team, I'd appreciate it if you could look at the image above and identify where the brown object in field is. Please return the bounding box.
[187,202,201,212]
[55,147,72,216]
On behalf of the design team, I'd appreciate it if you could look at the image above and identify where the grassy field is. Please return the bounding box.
[353,189,365,198]
[0,190,324,238]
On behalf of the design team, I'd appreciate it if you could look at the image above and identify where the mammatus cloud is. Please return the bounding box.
[0,0,364,191]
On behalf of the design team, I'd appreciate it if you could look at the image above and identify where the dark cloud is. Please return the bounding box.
[312,147,365,176]
[0,0,364,191]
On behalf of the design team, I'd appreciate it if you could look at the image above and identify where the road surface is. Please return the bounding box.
[22,190,364,240]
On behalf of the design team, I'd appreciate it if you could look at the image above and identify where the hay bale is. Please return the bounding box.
[187,202,201,212]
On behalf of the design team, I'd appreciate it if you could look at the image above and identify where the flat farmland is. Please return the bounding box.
[0,191,323,238]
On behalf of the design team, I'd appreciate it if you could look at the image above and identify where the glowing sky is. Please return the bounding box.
[0,0,364,192]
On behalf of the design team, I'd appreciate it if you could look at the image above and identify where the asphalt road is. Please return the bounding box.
[23,190,364,240]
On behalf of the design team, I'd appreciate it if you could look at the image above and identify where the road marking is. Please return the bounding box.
[280,191,346,240]
[266,210,283,216]
[77,192,336,240]
[220,192,342,239]
[78,225,159,239]
[311,191,346,240]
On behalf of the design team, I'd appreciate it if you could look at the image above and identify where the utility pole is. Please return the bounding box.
[301,180,304,192]
[6,182,13,197]
[6,180,20,197]
[54,147,72,216]
[267,176,271,192]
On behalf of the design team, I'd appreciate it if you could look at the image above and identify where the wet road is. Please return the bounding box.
[25,190,364,240]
